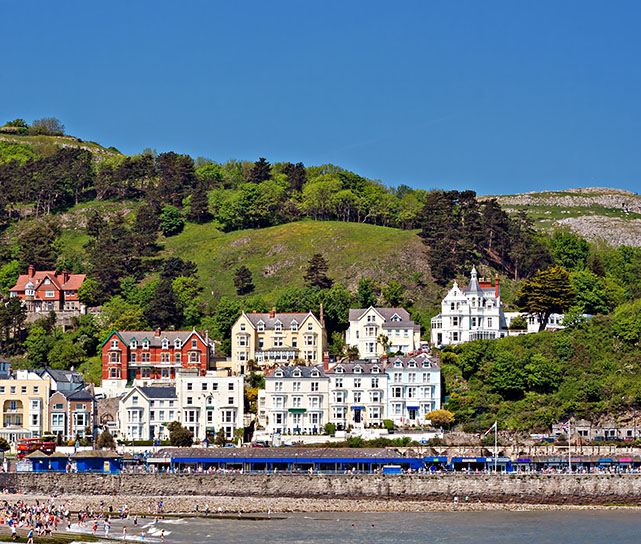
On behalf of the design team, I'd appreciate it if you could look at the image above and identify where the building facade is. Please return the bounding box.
[175,370,244,442]
[0,370,51,443]
[49,389,96,441]
[385,354,441,427]
[345,307,421,359]
[9,265,86,314]
[119,386,177,441]
[231,309,327,374]
[326,361,388,430]
[431,267,564,347]
[101,329,215,396]
[261,365,329,436]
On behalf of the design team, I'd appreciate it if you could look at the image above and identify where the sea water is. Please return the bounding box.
[77,510,641,543]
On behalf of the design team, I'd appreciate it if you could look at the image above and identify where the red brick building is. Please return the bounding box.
[101,329,215,396]
[9,265,86,314]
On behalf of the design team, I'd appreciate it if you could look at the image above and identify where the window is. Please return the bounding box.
[52,413,64,426]
[33,386,39,394]
[189,352,200,363]
[150,410,156,421]
[75,403,83,410]
[228,397,234,405]
[334,378,343,388]
[175,353,181,364]
[291,321,298,331]
[274,337,283,347]
[311,382,319,392]
[161,353,170,363]
[393,372,402,383]
[292,396,302,408]
[274,382,283,392]
[471,317,477,327]
[132,396,138,406]
[367,315,375,322]
[291,337,297,348]
[202,383,208,391]
[371,377,379,388]
[0,387,4,394]
[354,378,361,388]
[370,391,381,403]
[452,316,459,326]
[308,322,313,331]
[293,382,301,392]
[487,318,493,328]
[142,340,149,350]
[275,321,282,332]
[187,396,193,405]
[353,391,361,402]
[45,290,55,298]
[228,382,234,391]
[162,339,169,350]
[452,332,459,342]
[241,323,246,331]
[408,372,417,383]
[192,339,198,349]
[142,353,151,362]
[370,406,381,419]
[174,339,182,349]
[392,387,403,398]
[130,353,137,363]
[422,373,431,382]
[21,386,26,394]
[257,322,264,332]
[404,329,409,337]
[187,382,193,391]
[110,339,119,349]
[10,386,15,394]
[334,391,345,403]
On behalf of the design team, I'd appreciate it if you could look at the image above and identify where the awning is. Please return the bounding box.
[350,406,365,410]
[407,406,420,410]
[288,408,307,413]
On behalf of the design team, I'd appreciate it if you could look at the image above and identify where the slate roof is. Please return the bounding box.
[244,312,319,329]
[386,353,440,369]
[36,369,84,385]
[326,361,386,375]
[266,365,327,379]
[107,330,210,348]
[154,447,407,460]
[349,307,420,331]
[53,389,95,401]
[137,386,177,399]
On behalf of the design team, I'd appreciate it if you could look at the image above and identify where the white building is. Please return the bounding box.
[260,365,329,436]
[385,354,440,427]
[346,307,421,359]
[326,361,388,431]
[119,386,177,441]
[430,266,564,347]
[175,370,244,442]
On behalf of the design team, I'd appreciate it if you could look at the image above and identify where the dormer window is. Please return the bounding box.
[275,371,283,377]
[290,320,298,332]
[275,321,282,332]
[391,314,401,322]
[257,321,264,332]
[44,278,50,285]
[422,361,430,368]
[408,360,416,367]
[372,366,379,373]
[311,370,319,377]
[174,339,182,349]
[293,370,302,377]
[335,366,344,373]
[162,339,169,350]
[142,340,149,350]
[130,339,137,349]
[354,366,362,373]
[394,361,402,367]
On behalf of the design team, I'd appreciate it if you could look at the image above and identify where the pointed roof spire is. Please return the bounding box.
[467,265,482,294]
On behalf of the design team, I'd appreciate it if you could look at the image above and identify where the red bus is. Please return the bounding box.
[16,438,56,460]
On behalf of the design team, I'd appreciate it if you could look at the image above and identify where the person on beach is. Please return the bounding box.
[105,518,110,537]
[160,528,165,543]
[27,528,33,544]
[11,524,16,540]
[123,524,127,540]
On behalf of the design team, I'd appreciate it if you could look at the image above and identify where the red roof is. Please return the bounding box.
[10,270,86,294]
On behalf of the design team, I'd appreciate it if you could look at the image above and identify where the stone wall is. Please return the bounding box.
[2,473,641,505]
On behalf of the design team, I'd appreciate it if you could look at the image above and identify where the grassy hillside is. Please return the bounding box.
[0,133,123,157]
[163,220,447,310]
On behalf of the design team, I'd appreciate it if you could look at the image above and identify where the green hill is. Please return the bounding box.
[163,220,445,310]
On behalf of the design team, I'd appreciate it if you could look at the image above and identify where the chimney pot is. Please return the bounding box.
[269,307,276,319]
[28,265,35,278]
[155,328,161,337]
[323,352,330,371]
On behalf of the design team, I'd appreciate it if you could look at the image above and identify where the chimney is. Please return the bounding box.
[495,276,500,298]
[269,307,276,319]
[323,351,330,371]
[62,269,69,284]
[155,328,161,337]
[28,265,35,278]
[319,303,324,325]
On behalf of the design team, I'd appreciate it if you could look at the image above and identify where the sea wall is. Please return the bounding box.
[1,472,641,505]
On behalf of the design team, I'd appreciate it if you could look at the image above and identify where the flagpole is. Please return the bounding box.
[494,420,498,473]
[568,420,571,474]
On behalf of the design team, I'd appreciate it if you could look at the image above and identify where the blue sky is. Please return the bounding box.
[3,1,640,195]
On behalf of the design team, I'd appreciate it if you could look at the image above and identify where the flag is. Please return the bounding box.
[484,421,497,436]
[559,422,569,433]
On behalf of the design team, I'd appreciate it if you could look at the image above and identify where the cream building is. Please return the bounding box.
[119,386,177,441]
[231,309,327,373]
[0,370,51,443]
[326,361,388,430]
[345,307,421,359]
[175,370,244,442]
[260,365,329,436]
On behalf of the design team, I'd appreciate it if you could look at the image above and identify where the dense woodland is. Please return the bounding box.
[0,118,640,432]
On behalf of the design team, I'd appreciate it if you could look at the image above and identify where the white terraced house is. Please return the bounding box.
[175,370,244,441]
[346,307,421,359]
[430,266,565,347]
[326,361,388,431]
[385,353,441,427]
[259,365,329,435]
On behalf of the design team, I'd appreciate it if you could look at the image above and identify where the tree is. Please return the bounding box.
[132,204,160,254]
[169,422,194,447]
[3,119,28,129]
[96,429,116,449]
[381,280,405,307]
[329,331,345,355]
[515,266,575,331]
[549,230,590,270]
[31,117,65,135]
[0,437,10,451]
[144,278,183,330]
[324,422,336,436]
[214,428,227,446]
[48,339,86,370]
[160,257,197,280]
[426,409,455,428]
[77,278,101,307]
[508,315,528,330]
[234,265,255,295]
[0,260,20,295]
[282,162,306,192]
[304,253,333,289]
[357,278,377,308]
[187,182,210,223]
[377,334,390,355]
[248,157,272,184]
[159,205,184,236]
